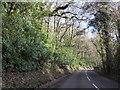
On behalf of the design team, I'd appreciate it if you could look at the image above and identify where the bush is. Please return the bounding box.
[52,46,80,68]
[3,56,39,72]
[13,59,39,72]
[2,9,51,71]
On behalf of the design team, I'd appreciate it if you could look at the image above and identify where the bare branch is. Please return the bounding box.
[51,2,74,15]
[54,14,96,22]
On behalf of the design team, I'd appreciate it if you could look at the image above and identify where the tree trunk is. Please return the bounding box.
[47,17,50,38]
[117,6,120,40]
[103,29,111,74]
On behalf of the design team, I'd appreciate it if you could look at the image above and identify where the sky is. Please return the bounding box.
[79,13,97,39]
[80,21,97,39]
[49,0,118,39]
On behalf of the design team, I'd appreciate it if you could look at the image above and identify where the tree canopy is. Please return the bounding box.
[2,1,120,80]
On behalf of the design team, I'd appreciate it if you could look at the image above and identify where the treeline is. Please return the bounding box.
[3,1,119,76]
[2,2,89,72]
[87,2,120,78]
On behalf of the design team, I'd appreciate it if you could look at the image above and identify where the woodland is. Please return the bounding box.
[1,1,120,88]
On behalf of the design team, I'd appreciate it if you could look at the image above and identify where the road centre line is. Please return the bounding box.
[87,76,90,81]
[85,70,90,81]
[85,70,87,75]
[85,70,100,90]
[93,83,100,90]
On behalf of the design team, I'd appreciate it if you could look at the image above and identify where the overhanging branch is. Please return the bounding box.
[54,14,97,22]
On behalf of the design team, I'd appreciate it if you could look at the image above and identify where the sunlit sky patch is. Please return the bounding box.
[50,1,118,39]
[86,27,97,38]
[79,13,96,39]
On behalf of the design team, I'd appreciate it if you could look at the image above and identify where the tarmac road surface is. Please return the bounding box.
[51,70,120,89]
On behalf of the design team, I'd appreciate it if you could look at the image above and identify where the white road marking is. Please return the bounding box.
[85,70,87,75]
[93,83,100,90]
[85,70,91,81]
[85,70,100,90]
[87,76,90,81]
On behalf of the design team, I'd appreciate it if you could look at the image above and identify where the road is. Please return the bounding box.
[51,70,120,89]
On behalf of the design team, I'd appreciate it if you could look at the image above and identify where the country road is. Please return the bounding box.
[51,70,120,89]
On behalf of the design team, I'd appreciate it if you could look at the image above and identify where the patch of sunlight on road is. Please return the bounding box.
[84,67,94,70]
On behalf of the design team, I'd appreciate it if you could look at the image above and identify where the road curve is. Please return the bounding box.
[51,70,120,89]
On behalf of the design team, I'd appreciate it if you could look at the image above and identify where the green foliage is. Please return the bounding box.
[2,2,87,72]
[45,63,53,69]
[79,58,92,68]
[52,46,80,67]
[3,58,39,71]
[2,2,51,71]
